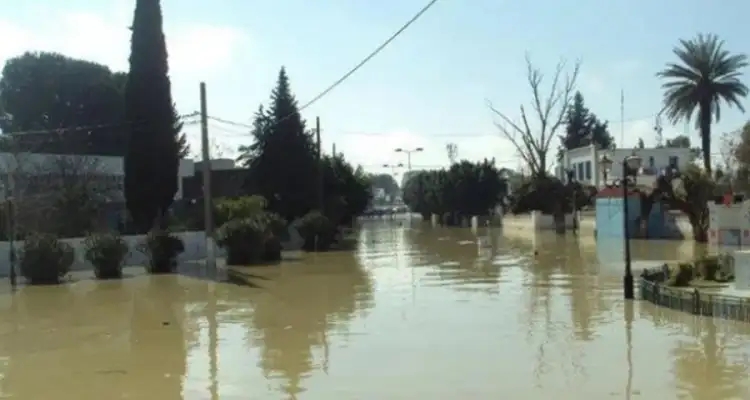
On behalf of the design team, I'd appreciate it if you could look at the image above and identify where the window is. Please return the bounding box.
[668,156,678,167]
[578,163,584,180]
[585,161,591,180]
[649,156,655,168]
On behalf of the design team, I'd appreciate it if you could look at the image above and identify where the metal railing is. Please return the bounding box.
[640,279,750,322]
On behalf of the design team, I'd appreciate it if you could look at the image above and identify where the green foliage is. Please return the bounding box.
[297,210,336,251]
[240,67,319,222]
[654,164,716,242]
[20,233,74,285]
[508,176,593,214]
[557,91,614,160]
[215,195,268,226]
[236,68,372,228]
[213,195,287,265]
[657,33,748,173]
[402,159,506,222]
[0,52,125,153]
[143,232,184,274]
[84,232,129,279]
[321,155,372,226]
[369,173,400,202]
[123,0,183,232]
[663,255,734,287]
[0,51,188,157]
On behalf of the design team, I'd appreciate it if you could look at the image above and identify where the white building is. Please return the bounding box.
[556,145,693,188]
[0,152,196,200]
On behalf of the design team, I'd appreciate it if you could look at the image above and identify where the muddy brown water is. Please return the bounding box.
[0,219,749,399]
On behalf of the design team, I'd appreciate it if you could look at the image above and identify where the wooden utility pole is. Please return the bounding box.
[199,82,215,271]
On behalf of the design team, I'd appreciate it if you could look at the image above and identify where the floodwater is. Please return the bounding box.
[1,219,750,399]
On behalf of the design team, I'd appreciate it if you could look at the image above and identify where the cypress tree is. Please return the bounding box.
[123,0,181,231]
[245,67,318,221]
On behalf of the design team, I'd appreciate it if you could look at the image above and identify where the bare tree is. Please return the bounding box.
[488,55,580,177]
[445,143,458,164]
[5,152,120,237]
[718,130,738,173]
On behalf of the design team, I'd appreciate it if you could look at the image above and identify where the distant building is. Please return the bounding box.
[556,145,693,188]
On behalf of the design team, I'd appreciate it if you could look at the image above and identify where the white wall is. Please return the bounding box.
[0,231,222,277]
[530,211,577,230]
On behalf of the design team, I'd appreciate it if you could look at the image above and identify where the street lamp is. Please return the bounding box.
[566,169,578,233]
[394,147,423,170]
[383,163,404,176]
[600,153,642,300]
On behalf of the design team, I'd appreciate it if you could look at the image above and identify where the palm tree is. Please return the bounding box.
[657,33,748,173]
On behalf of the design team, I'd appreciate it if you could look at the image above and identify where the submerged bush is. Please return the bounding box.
[144,231,184,274]
[84,232,129,279]
[20,233,74,285]
[215,212,287,265]
[297,210,336,252]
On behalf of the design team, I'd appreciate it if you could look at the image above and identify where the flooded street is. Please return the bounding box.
[1,219,750,399]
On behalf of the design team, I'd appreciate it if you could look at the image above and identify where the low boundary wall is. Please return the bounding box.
[639,279,750,323]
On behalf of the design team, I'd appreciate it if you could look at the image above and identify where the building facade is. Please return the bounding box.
[0,152,196,200]
[556,145,693,188]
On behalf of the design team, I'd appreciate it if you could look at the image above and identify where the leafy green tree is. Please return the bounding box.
[0,52,126,154]
[321,155,371,226]
[123,0,182,231]
[558,91,613,160]
[657,33,748,173]
[241,67,319,222]
[369,173,400,202]
[402,160,506,223]
[0,51,188,157]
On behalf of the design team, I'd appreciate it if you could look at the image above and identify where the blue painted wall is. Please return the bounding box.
[596,196,683,240]
[596,196,641,239]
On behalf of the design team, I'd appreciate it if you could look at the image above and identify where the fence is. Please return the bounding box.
[639,279,750,322]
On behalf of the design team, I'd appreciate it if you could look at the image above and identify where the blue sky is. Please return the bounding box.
[1,0,748,175]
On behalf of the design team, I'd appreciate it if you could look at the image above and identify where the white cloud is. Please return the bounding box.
[0,8,246,78]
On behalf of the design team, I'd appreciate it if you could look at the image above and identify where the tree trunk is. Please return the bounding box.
[700,101,712,173]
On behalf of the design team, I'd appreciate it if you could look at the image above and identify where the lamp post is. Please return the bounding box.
[394,147,423,170]
[599,153,642,300]
[383,163,404,176]
[566,169,578,233]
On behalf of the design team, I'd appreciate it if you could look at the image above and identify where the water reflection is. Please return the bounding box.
[1,221,750,398]
[244,251,374,398]
[639,303,750,399]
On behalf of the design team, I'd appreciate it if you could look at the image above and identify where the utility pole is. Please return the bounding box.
[316,117,324,212]
[332,143,336,158]
[199,82,215,272]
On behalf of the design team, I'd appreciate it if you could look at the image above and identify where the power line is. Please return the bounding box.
[1,111,200,136]
[292,0,439,118]
[208,0,439,134]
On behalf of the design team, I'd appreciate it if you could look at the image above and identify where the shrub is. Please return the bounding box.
[84,232,129,279]
[297,210,336,251]
[215,196,268,226]
[144,231,184,274]
[215,212,286,265]
[20,233,74,285]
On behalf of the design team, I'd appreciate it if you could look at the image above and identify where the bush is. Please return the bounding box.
[20,233,74,285]
[215,196,268,226]
[298,211,336,251]
[144,231,184,274]
[84,232,129,279]
[215,212,286,265]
